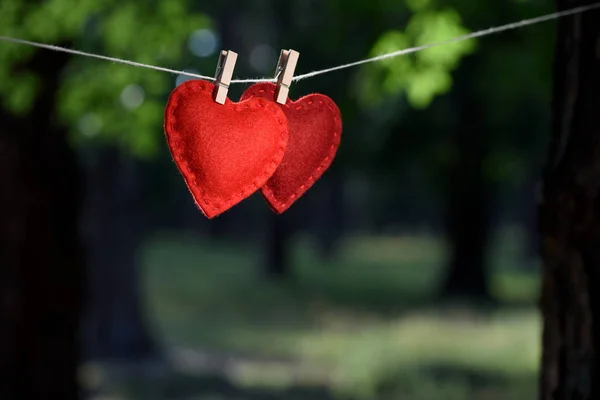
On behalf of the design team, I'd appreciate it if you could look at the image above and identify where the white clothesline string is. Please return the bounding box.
[1,2,599,84]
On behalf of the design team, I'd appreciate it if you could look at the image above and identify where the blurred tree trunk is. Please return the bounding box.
[264,212,293,278]
[538,2,600,398]
[315,173,345,261]
[520,173,541,268]
[207,213,231,241]
[441,56,493,301]
[0,49,83,398]
[80,147,157,361]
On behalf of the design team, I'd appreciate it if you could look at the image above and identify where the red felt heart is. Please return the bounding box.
[241,83,342,213]
[164,80,289,219]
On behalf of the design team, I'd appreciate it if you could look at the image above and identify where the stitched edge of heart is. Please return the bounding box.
[164,80,289,219]
[243,85,342,214]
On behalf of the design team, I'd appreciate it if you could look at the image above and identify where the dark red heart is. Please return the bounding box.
[241,83,342,213]
[164,80,289,219]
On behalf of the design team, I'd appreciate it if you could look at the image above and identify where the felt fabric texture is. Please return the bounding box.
[241,83,342,214]
[164,80,289,219]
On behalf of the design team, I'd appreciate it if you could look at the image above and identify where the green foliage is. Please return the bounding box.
[0,0,209,157]
[4,71,40,115]
[355,6,474,109]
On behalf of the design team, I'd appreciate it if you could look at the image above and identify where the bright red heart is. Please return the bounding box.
[241,83,342,214]
[164,80,289,219]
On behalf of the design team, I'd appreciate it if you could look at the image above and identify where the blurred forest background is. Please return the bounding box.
[0,0,558,399]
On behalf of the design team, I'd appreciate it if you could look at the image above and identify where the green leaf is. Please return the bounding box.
[356,6,475,110]
[407,9,475,68]
[4,73,40,115]
[406,67,451,109]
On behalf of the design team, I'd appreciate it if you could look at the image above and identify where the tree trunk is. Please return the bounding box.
[0,49,84,399]
[315,173,344,262]
[441,56,493,301]
[520,173,541,268]
[538,1,600,398]
[207,213,232,241]
[264,212,293,279]
[80,146,157,361]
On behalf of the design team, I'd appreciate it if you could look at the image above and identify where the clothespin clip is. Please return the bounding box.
[274,49,300,105]
[213,50,238,104]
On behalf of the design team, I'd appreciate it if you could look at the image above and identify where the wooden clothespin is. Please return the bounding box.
[274,49,300,105]
[213,50,238,104]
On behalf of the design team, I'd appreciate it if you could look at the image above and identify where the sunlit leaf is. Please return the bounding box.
[407,9,475,68]
[356,6,475,110]
[406,67,451,108]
